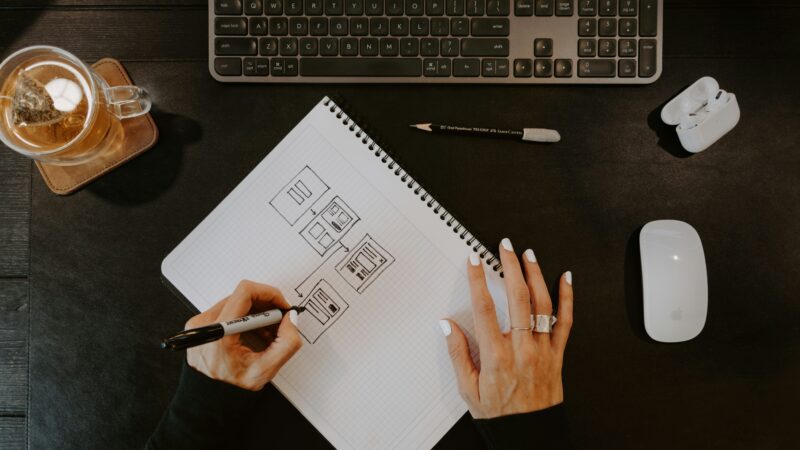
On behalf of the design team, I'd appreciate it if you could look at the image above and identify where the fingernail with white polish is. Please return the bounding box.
[469,253,481,266]
[439,320,452,336]
[501,238,513,252]
[565,271,573,286]
[525,249,537,263]
[289,309,298,326]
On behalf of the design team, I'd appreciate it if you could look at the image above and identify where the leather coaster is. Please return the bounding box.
[35,58,159,195]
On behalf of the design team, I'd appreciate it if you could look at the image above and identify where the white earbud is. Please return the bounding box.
[705,90,729,112]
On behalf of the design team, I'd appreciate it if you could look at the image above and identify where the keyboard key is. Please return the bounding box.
[554,58,572,77]
[255,58,270,74]
[320,38,339,55]
[451,18,470,36]
[428,0,446,15]
[515,0,533,16]
[381,38,400,55]
[270,58,285,75]
[326,0,344,14]
[453,58,480,76]
[461,38,509,56]
[265,0,283,13]
[250,18,268,35]
[215,18,248,35]
[346,0,364,14]
[481,58,497,76]
[361,38,379,55]
[260,37,279,55]
[513,58,532,77]
[447,0,465,15]
[401,38,420,55]
[640,0,657,36]
[244,57,256,76]
[534,38,552,56]
[371,17,389,35]
[441,38,459,55]
[598,0,614,16]
[411,18,430,36]
[598,38,615,56]
[618,58,635,77]
[639,39,656,77]
[618,38,635,56]
[244,0,263,14]
[486,0,510,16]
[467,0,485,16]
[341,38,359,55]
[424,59,439,76]
[366,0,384,14]
[284,58,299,75]
[280,38,299,55]
[300,38,319,55]
[407,0,425,15]
[270,17,288,35]
[331,17,348,35]
[577,58,615,77]
[387,0,404,14]
[598,18,615,36]
[495,58,509,76]
[351,17,369,35]
[436,58,452,76]
[431,18,449,35]
[578,0,595,16]
[300,58,423,76]
[577,38,596,56]
[391,18,410,35]
[215,38,258,55]
[311,17,329,35]
[214,57,242,75]
[306,0,324,14]
[619,18,636,36]
[421,38,439,56]
[618,0,636,16]
[472,18,510,36]
[215,0,242,14]
[555,0,572,16]
[534,58,552,77]
[535,0,553,16]
[290,17,309,35]
[578,18,596,36]
[285,0,303,14]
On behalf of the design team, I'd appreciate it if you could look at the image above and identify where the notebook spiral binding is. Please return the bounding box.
[322,96,503,276]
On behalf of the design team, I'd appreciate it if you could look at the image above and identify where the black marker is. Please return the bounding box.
[161,306,306,351]
[409,123,560,143]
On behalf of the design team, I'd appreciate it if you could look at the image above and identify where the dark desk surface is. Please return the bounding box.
[1,1,799,449]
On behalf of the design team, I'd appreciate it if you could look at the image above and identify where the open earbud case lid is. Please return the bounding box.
[660,76,720,125]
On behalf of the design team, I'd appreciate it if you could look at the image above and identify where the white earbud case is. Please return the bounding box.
[661,76,740,153]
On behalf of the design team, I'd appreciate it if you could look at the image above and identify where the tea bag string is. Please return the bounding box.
[0,95,11,101]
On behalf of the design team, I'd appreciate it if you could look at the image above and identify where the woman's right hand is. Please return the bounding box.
[440,239,574,419]
[185,280,303,391]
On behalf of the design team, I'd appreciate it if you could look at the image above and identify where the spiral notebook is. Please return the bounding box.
[161,97,508,449]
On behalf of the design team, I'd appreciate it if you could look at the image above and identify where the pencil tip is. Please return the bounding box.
[408,124,418,129]
[294,306,306,313]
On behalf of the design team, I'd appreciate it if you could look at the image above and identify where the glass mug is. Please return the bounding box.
[0,46,151,165]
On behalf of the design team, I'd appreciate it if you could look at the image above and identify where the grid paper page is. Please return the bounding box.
[162,98,507,449]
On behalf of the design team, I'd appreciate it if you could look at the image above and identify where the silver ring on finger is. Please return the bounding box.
[531,314,557,333]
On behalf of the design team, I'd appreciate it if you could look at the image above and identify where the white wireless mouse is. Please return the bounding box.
[640,220,708,342]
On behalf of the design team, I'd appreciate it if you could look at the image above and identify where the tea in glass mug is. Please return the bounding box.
[0,46,150,165]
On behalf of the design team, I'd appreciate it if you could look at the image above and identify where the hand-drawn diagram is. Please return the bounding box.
[297,280,349,343]
[300,196,359,256]
[269,166,395,344]
[269,166,329,225]
[336,234,395,294]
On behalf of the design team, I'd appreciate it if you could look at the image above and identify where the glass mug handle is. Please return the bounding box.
[105,85,151,119]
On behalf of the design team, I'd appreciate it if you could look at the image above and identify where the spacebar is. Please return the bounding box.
[300,58,422,77]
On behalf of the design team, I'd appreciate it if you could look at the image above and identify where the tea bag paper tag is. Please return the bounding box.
[12,72,65,126]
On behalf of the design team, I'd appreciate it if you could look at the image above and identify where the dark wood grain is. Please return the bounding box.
[0,151,30,278]
[0,280,28,415]
[0,417,25,449]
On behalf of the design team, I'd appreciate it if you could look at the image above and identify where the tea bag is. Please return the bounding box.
[12,71,64,126]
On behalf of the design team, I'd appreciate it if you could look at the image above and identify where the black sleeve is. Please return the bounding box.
[473,404,572,450]
[146,360,263,450]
